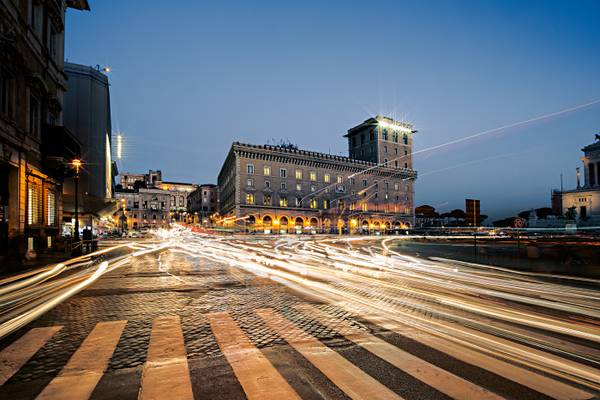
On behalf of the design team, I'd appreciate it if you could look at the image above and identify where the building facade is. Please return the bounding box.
[0,0,89,260]
[217,116,417,233]
[552,137,600,221]
[63,62,115,231]
[187,184,218,224]
[115,170,198,229]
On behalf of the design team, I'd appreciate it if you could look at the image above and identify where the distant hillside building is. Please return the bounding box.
[552,137,600,221]
[217,116,417,233]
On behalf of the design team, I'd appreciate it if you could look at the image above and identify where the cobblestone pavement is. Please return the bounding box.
[0,238,598,400]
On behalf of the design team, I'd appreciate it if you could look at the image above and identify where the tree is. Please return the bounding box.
[493,217,516,227]
[415,205,438,218]
[449,209,466,220]
[535,207,553,219]
[518,210,530,219]
[564,206,577,220]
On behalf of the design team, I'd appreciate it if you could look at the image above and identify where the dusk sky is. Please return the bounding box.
[65,0,600,221]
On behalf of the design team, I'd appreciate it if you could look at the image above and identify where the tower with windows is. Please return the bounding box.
[345,116,416,170]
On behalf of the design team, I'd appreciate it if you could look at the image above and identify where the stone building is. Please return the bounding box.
[217,116,417,233]
[115,170,198,229]
[552,137,600,221]
[0,0,89,259]
[187,184,218,224]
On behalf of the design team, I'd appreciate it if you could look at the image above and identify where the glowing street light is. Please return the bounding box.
[116,134,123,160]
[71,158,82,247]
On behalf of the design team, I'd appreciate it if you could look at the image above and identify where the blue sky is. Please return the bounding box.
[65,0,600,220]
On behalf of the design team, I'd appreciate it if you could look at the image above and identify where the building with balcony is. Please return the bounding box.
[217,116,417,233]
[0,0,89,262]
[187,184,218,224]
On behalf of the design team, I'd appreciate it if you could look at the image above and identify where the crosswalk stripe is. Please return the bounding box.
[138,316,194,400]
[256,308,404,400]
[359,313,596,400]
[208,311,301,399]
[36,320,126,400]
[295,304,504,400]
[0,326,62,385]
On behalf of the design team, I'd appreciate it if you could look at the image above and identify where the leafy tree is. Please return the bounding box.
[535,207,554,219]
[449,209,466,220]
[493,217,516,227]
[518,210,530,219]
[564,206,577,220]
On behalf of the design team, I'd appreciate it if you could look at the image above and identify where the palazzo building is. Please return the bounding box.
[217,116,417,233]
[187,184,218,225]
[552,136,600,222]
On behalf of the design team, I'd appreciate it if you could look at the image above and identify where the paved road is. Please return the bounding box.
[0,229,599,399]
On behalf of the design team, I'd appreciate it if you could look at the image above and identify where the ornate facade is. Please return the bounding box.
[217,116,417,233]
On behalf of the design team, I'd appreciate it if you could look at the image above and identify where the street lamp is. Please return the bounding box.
[72,159,82,242]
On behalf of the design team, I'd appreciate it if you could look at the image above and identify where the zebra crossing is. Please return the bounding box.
[0,307,597,400]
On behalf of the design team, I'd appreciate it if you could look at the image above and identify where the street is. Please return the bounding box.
[0,229,599,400]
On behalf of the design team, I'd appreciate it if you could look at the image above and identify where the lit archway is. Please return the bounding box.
[280,216,289,233]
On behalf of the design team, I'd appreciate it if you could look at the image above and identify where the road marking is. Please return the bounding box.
[138,316,193,400]
[36,321,126,400]
[256,308,403,400]
[0,326,62,385]
[208,312,301,399]
[295,304,504,400]
[359,312,596,400]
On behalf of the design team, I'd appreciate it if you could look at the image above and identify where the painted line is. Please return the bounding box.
[208,312,300,399]
[0,326,62,385]
[295,304,504,400]
[361,313,595,400]
[256,308,403,400]
[138,316,193,400]
[36,321,126,400]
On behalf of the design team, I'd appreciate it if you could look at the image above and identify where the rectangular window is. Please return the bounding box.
[247,164,254,174]
[245,193,255,205]
[0,73,15,118]
[323,199,330,209]
[263,195,272,205]
[247,178,254,187]
[310,184,316,192]
[295,170,302,180]
[310,171,317,181]
[27,185,40,225]
[263,166,271,176]
[362,179,367,187]
[310,198,317,209]
[280,181,287,190]
[280,168,287,178]
[337,176,343,184]
[29,94,41,138]
[295,197,302,207]
[47,191,56,226]
[296,183,301,191]
[324,174,330,183]
[394,183,399,191]
[361,203,368,212]
[279,196,288,207]
[265,180,271,188]
[350,177,355,185]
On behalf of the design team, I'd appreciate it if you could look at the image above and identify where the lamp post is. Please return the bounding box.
[72,159,81,242]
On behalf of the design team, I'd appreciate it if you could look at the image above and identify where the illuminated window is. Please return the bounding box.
[263,195,272,205]
[263,166,271,176]
[296,183,301,191]
[361,203,368,212]
[279,196,288,207]
[27,185,40,225]
[280,168,287,178]
[247,164,254,174]
[338,199,345,211]
[296,197,302,207]
[245,193,255,205]
[324,174,330,183]
[394,183,399,191]
[295,170,302,180]
[310,198,317,209]
[323,199,330,209]
[47,191,56,226]
[310,184,316,192]
[337,176,343,184]
[247,178,254,187]
[310,171,317,181]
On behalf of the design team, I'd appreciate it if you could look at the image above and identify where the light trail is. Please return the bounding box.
[165,229,600,391]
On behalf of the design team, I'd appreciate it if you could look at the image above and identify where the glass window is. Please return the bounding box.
[280,181,287,190]
[279,196,288,207]
[247,164,254,174]
[263,166,271,176]
[337,176,343,184]
[247,178,254,187]
[309,171,317,181]
[296,183,302,191]
[361,203,368,212]
[263,195,272,205]
[382,129,388,140]
[296,197,302,207]
[265,180,271,188]
[295,169,302,180]
[311,184,316,192]
[323,199,330,209]
[362,179,367,187]
[245,193,254,205]
[310,198,318,209]
[394,183,399,191]
[350,177,355,185]
[324,174,330,183]
[403,134,408,145]
[280,168,287,178]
